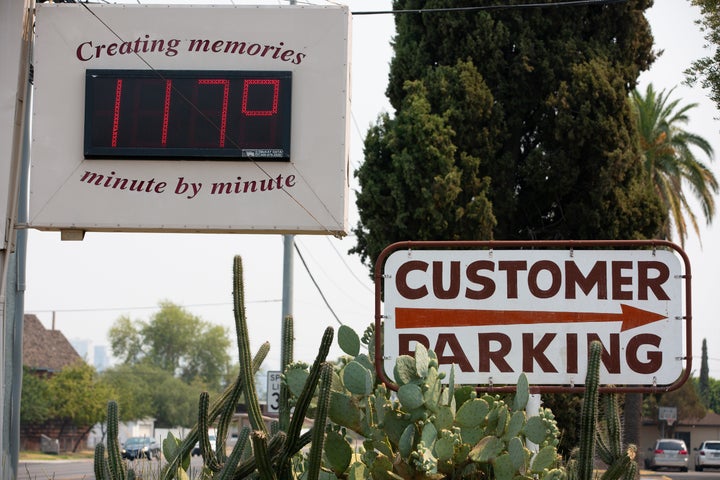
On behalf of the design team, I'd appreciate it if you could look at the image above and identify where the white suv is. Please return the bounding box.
[645,438,689,471]
[695,440,720,471]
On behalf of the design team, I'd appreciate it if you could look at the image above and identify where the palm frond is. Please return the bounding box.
[632,83,718,247]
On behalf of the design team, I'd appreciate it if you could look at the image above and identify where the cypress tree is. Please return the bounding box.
[700,338,710,406]
[353,0,667,456]
[353,0,665,272]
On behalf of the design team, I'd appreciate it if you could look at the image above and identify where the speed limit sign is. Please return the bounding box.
[266,371,282,414]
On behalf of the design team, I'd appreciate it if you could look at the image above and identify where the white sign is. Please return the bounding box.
[658,406,677,421]
[266,370,282,414]
[30,4,350,235]
[383,248,685,386]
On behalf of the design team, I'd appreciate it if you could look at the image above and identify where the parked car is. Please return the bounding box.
[121,437,161,461]
[192,434,217,456]
[645,438,689,471]
[695,440,720,471]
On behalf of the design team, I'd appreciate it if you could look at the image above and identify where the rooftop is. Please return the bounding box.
[23,313,83,373]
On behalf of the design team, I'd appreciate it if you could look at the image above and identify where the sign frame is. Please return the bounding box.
[374,239,692,394]
[30,3,351,235]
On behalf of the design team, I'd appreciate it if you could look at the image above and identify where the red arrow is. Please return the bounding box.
[395,304,667,332]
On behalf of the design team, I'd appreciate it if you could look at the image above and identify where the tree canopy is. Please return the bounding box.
[686,0,720,111]
[22,302,235,437]
[20,367,52,425]
[98,363,167,423]
[21,360,203,439]
[705,377,720,413]
[644,374,708,435]
[353,0,665,272]
[108,301,231,391]
[21,362,114,452]
[351,0,670,456]
[101,364,203,428]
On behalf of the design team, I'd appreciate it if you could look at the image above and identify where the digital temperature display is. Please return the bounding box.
[83,69,292,160]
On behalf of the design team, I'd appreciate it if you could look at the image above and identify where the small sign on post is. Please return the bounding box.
[658,406,677,426]
[266,371,282,415]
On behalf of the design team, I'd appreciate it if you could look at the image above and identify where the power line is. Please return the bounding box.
[27,299,280,314]
[325,237,374,294]
[693,356,720,363]
[292,239,370,313]
[293,241,344,326]
[352,0,627,15]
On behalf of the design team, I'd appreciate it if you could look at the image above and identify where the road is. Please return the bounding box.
[18,459,96,480]
[16,460,720,480]
[17,456,206,480]
[643,471,720,480]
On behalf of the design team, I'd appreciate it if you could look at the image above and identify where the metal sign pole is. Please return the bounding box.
[282,234,294,330]
[1,1,33,477]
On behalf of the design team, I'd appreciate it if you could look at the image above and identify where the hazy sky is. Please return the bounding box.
[24,0,720,381]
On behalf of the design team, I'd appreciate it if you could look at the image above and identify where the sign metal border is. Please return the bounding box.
[374,239,692,394]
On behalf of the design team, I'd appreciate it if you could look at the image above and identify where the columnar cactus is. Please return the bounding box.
[233,256,269,436]
[279,315,294,432]
[169,255,334,480]
[197,392,221,472]
[159,341,270,480]
[306,362,334,480]
[94,400,134,480]
[250,431,276,480]
[568,340,639,480]
[575,341,602,480]
[277,327,334,480]
[596,389,639,480]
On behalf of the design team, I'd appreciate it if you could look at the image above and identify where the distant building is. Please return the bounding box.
[70,338,90,361]
[640,411,720,469]
[69,337,112,372]
[23,314,82,375]
[94,344,109,371]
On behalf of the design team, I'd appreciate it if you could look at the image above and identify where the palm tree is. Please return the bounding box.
[632,84,718,246]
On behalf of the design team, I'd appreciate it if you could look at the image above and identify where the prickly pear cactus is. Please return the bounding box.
[325,326,565,480]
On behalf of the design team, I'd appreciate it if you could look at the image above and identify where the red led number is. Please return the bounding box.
[111,79,122,147]
[198,79,230,147]
[242,79,280,117]
[161,79,172,146]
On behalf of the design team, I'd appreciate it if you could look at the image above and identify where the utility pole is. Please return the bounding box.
[282,235,294,321]
[280,0,297,346]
